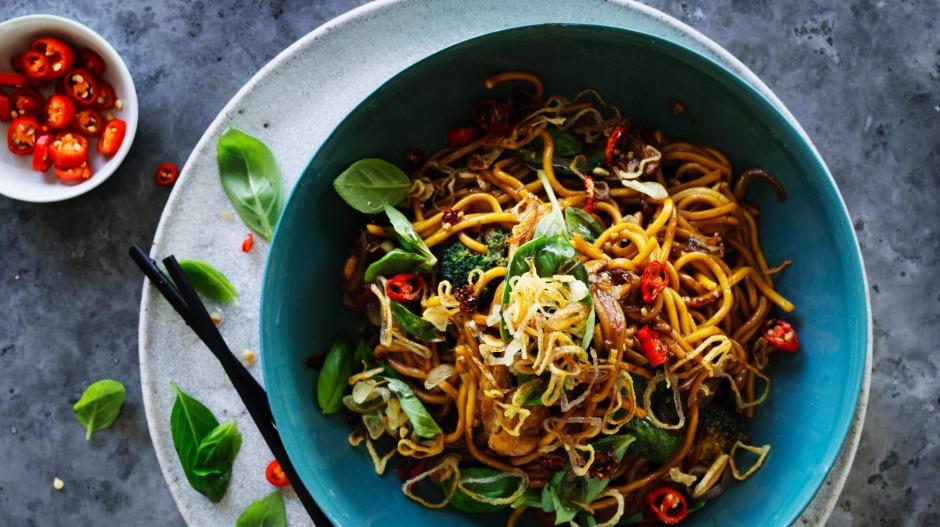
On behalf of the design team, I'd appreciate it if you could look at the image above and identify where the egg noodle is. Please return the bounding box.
[335,72,798,525]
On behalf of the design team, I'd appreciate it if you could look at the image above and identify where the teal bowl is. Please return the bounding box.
[261,24,868,527]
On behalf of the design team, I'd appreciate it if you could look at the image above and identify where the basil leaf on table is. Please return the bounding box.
[364,249,434,282]
[236,491,287,527]
[73,379,125,441]
[333,158,411,213]
[170,382,239,503]
[565,207,603,243]
[384,377,443,438]
[217,127,284,241]
[177,259,238,304]
[317,334,353,414]
[390,300,443,342]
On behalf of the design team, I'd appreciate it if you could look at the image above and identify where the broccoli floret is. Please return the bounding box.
[699,403,745,460]
[438,228,509,303]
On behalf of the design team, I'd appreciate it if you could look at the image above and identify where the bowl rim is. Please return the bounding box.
[0,13,138,203]
[260,21,872,527]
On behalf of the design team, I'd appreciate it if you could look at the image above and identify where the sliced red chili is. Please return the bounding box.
[763,318,799,352]
[386,273,426,302]
[155,162,179,186]
[54,161,92,184]
[446,125,480,147]
[43,94,76,130]
[241,233,254,253]
[10,54,25,73]
[583,175,596,214]
[71,109,104,136]
[470,99,515,132]
[94,81,116,111]
[97,118,127,156]
[636,325,668,367]
[10,88,43,119]
[32,134,53,172]
[647,487,688,524]
[78,49,106,77]
[604,125,626,167]
[0,93,9,123]
[49,131,89,168]
[641,261,669,303]
[22,50,52,82]
[63,68,99,107]
[29,37,74,79]
[0,72,30,88]
[265,460,290,487]
[7,116,41,155]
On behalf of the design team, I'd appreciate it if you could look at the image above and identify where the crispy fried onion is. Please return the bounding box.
[566,487,625,527]
[344,380,391,413]
[424,364,455,390]
[643,372,686,430]
[371,281,393,347]
[730,441,770,480]
[457,468,529,507]
[349,427,397,475]
[401,454,461,508]
[668,335,732,378]
[669,453,731,498]
[542,416,602,477]
[602,371,638,434]
[398,429,445,458]
[716,362,771,409]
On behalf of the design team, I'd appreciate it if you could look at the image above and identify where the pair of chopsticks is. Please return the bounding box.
[129,243,330,525]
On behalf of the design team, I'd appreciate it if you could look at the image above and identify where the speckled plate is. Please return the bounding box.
[138,1,872,525]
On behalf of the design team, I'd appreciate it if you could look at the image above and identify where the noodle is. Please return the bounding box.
[331,72,799,524]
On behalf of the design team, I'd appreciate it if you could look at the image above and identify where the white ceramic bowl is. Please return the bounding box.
[0,14,138,202]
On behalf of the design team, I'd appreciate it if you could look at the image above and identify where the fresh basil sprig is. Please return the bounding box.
[333,158,411,214]
[533,171,568,241]
[384,377,442,439]
[177,259,238,304]
[390,300,443,342]
[170,382,242,503]
[622,416,681,464]
[565,207,603,243]
[217,127,284,241]
[317,334,353,415]
[73,379,126,441]
[235,491,287,527]
[364,205,437,280]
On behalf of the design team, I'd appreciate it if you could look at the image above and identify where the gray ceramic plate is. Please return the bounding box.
[138,1,872,525]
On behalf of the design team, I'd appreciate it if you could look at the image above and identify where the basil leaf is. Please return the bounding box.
[535,234,576,278]
[236,491,287,527]
[177,259,238,304]
[622,417,681,464]
[500,236,547,340]
[526,129,584,157]
[192,422,242,477]
[384,377,443,438]
[333,158,411,214]
[354,339,376,368]
[317,335,353,414]
[446,468,523,513]
[565,207,603,243]
[364,249,434,282]
[533,171,568,241]
[171,382,232,502]
[217,127,284,241]
[390,300,443,342]
[384,204,437,264]
[73,379,125,441]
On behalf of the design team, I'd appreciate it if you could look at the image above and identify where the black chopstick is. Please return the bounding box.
[129,244,331,526]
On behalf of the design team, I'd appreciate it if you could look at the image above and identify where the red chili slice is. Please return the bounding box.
[50,131,89,168]
[446,126,480,147]
[0,93,9,123]
[97,118,127,156]
[78,49,106,77]
[29,37,74,79]
[0,72,31,88]
[604,125,626,167]
[155,162,179,186]
[71,109,104,136]
[763,318,799,352]
[241,233,254,253]
[22,50,52,82]
[63,68,99,107]
[7,116,41,155]
[647,487,688,524]
[32,134,53,172]
[583,175,596,214]
[470,99,515,132]
[265,460,290,487]
[641,261,669,303]
[10,54,25,73]
[636,325,668,367]
[94,81,116,111]
[11,88,43,119]
[54,161,92,184]
[386,273,426,302]
[43,94,76,130]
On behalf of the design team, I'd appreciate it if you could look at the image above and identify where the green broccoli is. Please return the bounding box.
[699,403,745,461]
[438,228,509,304]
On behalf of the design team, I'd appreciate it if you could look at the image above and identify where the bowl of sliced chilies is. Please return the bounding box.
[0,14,138,203]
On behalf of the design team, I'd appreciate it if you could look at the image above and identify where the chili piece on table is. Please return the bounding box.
[763,318,800,352]
[636,325,668,367]
[50,131,89,168]
[241,233,254,253]
[641,260,670,303]
[386,273,426,302]
[43,94,76,130]
[155,162,179,186]
[265,460,290,487]
[7,116,41,155]
[647,487,688,524]
[32,134,53,172]
[29,37,74,79]
[97,118,127,156]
